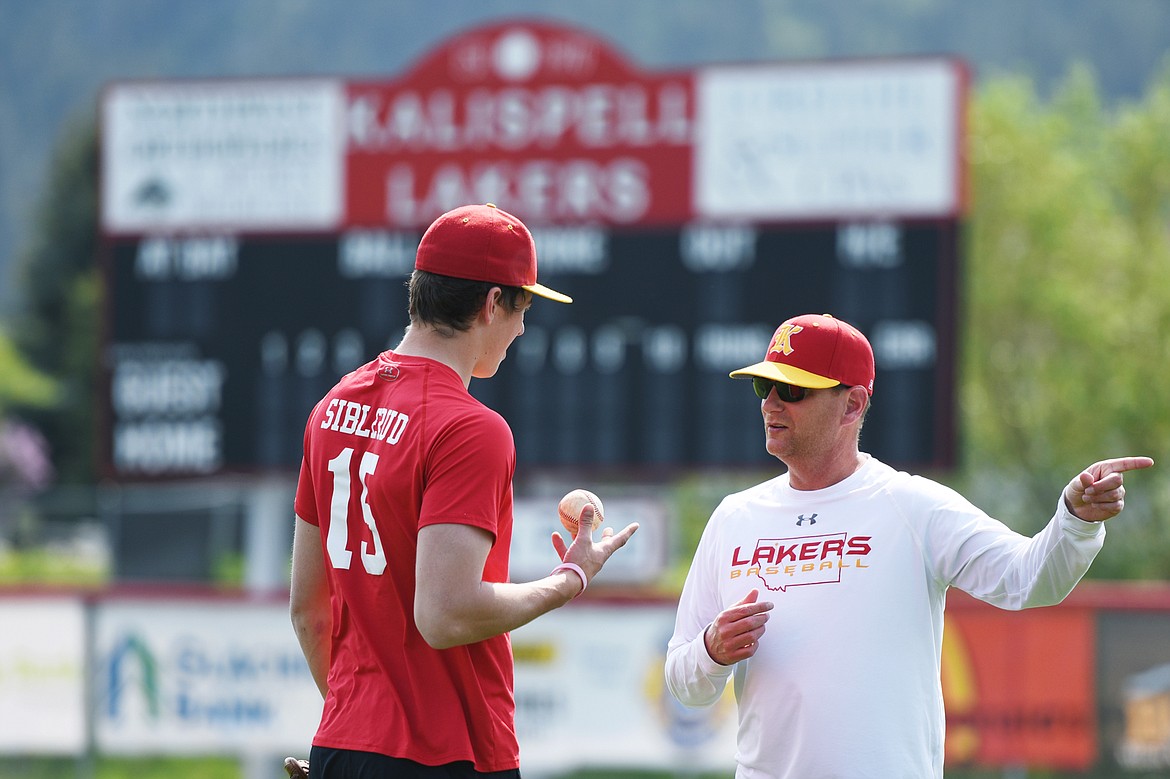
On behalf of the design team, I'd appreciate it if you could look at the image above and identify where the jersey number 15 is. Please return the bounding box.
[325,447,388,575]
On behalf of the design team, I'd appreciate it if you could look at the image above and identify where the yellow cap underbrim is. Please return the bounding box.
[523,283,572,304]
[729,360,840,388]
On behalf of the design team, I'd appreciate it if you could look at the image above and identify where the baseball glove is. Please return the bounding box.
[283,757,310,778]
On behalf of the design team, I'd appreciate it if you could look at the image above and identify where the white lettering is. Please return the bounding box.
[324,399,411,444]
[680,226,757,272]
[372,408,388,439]
[348,82,693,152]
[694,324,775,371]
[321,398,340,430]
[375,410,396,441]
[871,320,935,368]
[385,158,651,226]
[338,231,418,278]
[385,412,410,445]
[837,222,903,268]
[530,227,608,274]
[134,237,238,280]
[354,403,373,438]
[112,359,226,416]
[338,401,363,435]
[114,419,221,474]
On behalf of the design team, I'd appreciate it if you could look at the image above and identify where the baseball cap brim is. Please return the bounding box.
[523,282,572,304]
[729,360,841,388]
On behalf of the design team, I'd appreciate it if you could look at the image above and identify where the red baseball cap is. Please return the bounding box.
[414,203,572,304]
[730,313,875,395]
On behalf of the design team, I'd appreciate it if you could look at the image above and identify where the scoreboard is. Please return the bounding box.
[101,219,956,477]
[98,21,966,479]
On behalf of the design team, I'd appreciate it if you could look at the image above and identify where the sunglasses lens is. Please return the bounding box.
[752,378,808,402]
[778,383,808,402]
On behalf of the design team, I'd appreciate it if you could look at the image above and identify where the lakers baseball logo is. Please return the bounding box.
[769,324,803,357]
[728,533,873,592]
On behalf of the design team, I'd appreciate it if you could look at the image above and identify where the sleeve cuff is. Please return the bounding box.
[695,629,737,677]
[1057,497,1107,537]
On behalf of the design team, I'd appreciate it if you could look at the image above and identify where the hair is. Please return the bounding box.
[407,270,529,336]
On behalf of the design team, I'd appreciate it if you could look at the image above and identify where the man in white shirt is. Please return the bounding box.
[664,312,1153,779]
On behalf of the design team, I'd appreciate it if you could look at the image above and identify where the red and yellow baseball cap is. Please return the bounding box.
[414,203,572,303]
[730,313,875,395]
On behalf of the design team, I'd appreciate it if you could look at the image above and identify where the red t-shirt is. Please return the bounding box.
[294,350,519,771]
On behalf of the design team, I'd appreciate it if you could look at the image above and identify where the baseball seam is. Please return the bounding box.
[559,496,601,528]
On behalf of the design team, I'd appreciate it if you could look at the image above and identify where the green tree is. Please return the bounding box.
[0,329,57,413]
[8,114,100,485]
[961,61,1170,578]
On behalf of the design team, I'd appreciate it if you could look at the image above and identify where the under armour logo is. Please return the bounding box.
[377,363,401,381]
[796,513,818,526]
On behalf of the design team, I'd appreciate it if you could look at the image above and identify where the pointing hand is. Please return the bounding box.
[1063,456,1154,522]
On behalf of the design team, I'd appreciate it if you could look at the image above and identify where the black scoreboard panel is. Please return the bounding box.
[101,221,957,479]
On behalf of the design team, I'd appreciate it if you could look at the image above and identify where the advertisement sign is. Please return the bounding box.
[1096,607,1170,771]
[3,584,1170,769]
[93,600,322,754]
[511,602,737,774]
[87,596,727,768]
[101,80,345,233]
[0,598,87,754]
[695,59,965,220]
[942,600,1096,769]
[1117,663,1170,769]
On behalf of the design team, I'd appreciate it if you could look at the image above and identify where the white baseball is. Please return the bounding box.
[558,489,604,534]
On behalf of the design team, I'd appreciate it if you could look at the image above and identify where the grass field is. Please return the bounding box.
[5,757,242,779]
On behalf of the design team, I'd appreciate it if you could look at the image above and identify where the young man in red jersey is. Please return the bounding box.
[290,204,638,779]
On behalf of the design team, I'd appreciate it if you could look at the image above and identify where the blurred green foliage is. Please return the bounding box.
[956,59,1170,579]
[0,546,106,587]
[0,331,58,415]
[6,117,100,485]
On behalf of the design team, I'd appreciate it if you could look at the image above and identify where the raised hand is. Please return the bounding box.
[1063,456,1155,522]
[551,505,639,586]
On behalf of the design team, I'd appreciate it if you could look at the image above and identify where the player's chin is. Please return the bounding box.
[763,432,791,458]
[472,359,505,379]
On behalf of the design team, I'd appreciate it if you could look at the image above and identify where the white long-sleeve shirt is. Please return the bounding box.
[665,455,1105,779]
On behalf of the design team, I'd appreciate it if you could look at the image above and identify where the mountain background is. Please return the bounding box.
[2,0,1169,315]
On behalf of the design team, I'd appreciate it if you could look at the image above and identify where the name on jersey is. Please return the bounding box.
[729,533,873,592]
[320,397,410,444]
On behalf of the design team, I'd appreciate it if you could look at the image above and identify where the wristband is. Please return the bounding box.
[552,562,588,595]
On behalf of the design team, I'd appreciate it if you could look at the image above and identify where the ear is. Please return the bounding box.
[841,386,868,425]
[480,287,503,323]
